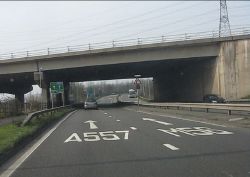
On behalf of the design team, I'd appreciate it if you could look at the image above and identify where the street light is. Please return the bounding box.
[39,67,43,110]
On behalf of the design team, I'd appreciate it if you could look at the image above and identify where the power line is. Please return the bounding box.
[0,2,184,52]
[34,1,204,48]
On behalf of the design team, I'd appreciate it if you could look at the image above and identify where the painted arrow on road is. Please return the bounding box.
[84,120,98,129]
[142,118,172,126]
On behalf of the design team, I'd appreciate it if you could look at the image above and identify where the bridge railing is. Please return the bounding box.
[1,26,250,60]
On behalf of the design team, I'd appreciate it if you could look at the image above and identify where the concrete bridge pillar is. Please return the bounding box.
[63,82,70,105]
[15,92,25,113]
[15,92,24,105]
[153,74,177,102]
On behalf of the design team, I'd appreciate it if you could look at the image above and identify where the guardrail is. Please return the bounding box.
[1,26,250,60]
[22,105,71,126]
[133,102,250,116]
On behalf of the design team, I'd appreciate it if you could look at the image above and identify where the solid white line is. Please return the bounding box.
[163,144,179,150]
[124,108,226,128]
[0,110,77,177]
[130,127,137,130]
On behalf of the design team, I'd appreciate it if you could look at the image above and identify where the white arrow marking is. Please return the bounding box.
[163,144,179,150]
[84,120,98,129]
[142,118,172,125]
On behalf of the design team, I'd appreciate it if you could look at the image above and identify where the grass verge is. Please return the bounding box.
[0,108,74,165]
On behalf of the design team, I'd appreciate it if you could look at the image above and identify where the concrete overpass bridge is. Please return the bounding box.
[1,30,250,107]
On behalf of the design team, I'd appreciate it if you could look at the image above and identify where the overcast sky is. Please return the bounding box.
[0,1,250,96]
[0,1,250,55]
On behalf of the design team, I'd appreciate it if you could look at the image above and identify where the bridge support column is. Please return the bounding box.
[63,82,70,106]
[153,75,177,102]
[15,92,24,105]
[15,92,25,113]
[39,81,51,109]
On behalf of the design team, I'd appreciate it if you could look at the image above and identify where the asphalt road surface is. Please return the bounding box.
[1,99,250,177]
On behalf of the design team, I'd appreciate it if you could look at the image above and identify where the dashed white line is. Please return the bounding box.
[130,127,137,130]
[163,144,179,150]
[124,108,226,128]
[104,113,108,115]
[108,116,112,118]
[228,118,244,122]
[116,120,120,122]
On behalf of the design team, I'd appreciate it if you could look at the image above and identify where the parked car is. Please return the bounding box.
[203,94,226,103]
[84,97,98,109]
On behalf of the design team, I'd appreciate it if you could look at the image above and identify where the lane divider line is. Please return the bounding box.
[163,144,179,150]
[116,120,121,122]
[228,118,244,122]
[108,116,112,118]
[0,110,78,177]
[130,127,137,130]
[124,108,226,128]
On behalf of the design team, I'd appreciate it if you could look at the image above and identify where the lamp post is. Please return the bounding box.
[134,74,141,111]
[39,67,43,110]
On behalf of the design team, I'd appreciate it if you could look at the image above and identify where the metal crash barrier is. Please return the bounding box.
[22,105,71,126]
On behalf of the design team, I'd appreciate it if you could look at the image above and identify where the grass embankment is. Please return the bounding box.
[0,108,74,157]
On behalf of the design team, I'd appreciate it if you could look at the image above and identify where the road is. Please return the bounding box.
[1,97,250,177]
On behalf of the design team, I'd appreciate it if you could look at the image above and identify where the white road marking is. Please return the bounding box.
[158,127,233,137]
[228,118,244,121]
[64,133,82,143]
[158,129,181,137]
[163,144,179,150]
[142,117,172,125]
[108,116,112,118]
[0,110,77,177]
[104,113,108,115]
[130,127,137,130]
[116,120,120,122]
[124,108,226,127]
[84,120,98,129]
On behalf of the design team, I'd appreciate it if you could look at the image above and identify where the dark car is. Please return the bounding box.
[203,94,226,103]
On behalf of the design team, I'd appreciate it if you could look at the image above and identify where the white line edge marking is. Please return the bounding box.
[130,127,137,130]
[163,144,179,150]
[124,108,226,128]
[0,110,78,177]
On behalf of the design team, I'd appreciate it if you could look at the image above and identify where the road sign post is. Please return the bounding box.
[50,82,64,108]
[134,75,141,111]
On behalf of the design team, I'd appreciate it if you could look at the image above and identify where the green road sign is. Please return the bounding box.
[50,82,64,93]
